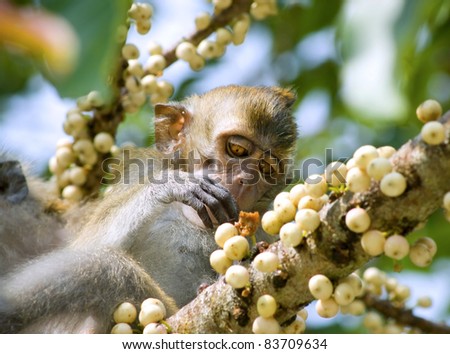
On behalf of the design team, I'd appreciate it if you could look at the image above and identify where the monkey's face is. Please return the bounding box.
[203,134,292,212]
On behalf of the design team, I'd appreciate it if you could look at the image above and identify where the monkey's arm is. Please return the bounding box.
[0,247,178,333]
[78,169,239,247]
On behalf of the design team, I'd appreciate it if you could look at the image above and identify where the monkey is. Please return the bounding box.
[0,153,69,277]
[0,85,298,333]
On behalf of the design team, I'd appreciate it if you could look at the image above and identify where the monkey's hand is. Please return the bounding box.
[156,172,239,229]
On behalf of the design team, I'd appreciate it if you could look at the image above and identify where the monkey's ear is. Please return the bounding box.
[0,160,29,204]
[271,86,296,108]
[154,104,191,152]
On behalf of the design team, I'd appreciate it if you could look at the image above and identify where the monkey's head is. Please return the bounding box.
[155,85,298,214]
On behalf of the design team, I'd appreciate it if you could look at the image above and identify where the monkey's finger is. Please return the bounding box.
[200,179,239,222]
[183,195,214,229]
[193,189,230,225]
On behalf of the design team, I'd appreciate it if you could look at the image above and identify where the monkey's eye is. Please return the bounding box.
[227,142,249,157]
[259,160,275,175]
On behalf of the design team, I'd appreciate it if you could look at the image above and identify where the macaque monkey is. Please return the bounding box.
[0,85,298,333]
[0,154,68,276]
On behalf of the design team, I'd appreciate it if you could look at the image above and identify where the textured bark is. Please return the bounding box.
[166,112,450,333]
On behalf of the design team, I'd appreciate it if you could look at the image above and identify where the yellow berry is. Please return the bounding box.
[316,298,339,318]
[308,274,333,300]
[380,172,407,197]
[416,99,442,123]
[113,302,137,324]
[421,121,446,145]
[384,234,409,260]
[214,222,238,248]
[111,323,133,334]
[345,207,371,233]
[257,294,277,318]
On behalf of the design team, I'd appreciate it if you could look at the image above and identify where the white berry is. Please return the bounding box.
[111,323,133,334]
[308,274,333,300]
[289,183,307,207]
[94,132,115,153]
[252,316,280,334]
[188,54,205,71]
[225,265,249,289]
[363,311,383,331]
[345,207,371,233]
[347,299,366,316]
[384,234,410,260]
[213,0,233,11]
[113,302,137,324]
[361,230,385,256]
[380,172,407,197]
[417,296,432,308]
[141,298,166,318]
[145,55,166,74]
[216,28,233,45]
[304,174,328,198]
[421,121,446,145]
[316,298,339,318]
[279,222,303,247]
[367,157,392,181]
[333,282,355,306]
[261,210,283,236]
[363,267,386,287]
[443,192,450,211]
[416,99,442,123]
[62,185,83,201]
[273,197,296,223]
[415,237,437,257]
[148,41,163,55]
[175,42,197,62]
[214,222,238,248]
[395,284,410,301]
[257,294,277,318]
[341,273,364,297]
[136,20,151,35]
[210,249,232,274]
[69,166,87,186]
[377,145,396,159]
[409,243,433,267]
[295,208,320,232]
[143,323,167,334]
[353,145,378,169]
[346,167,371,193]
[297,196,322,211]
[195,12,211,30]
[197,39,219,60]
[282,315,306,334]
[325,161,348,187]
[122,44,139,60]
[141,75,157,94]
[253,252,279,273]
[56,147,75,168]
[223,235,249,261]
[138,304,164,326]
[87,90,104,107]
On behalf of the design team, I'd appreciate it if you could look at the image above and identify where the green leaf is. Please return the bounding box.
[40,0,131,99]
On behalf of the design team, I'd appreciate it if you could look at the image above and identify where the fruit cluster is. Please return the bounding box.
[111,298,169,334]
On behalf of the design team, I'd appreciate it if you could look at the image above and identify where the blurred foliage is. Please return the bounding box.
[0,0,448,332]
[0,0,130,99]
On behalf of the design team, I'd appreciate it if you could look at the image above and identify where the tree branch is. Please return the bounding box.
[166,112,450,333]
[362,293,450,334]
